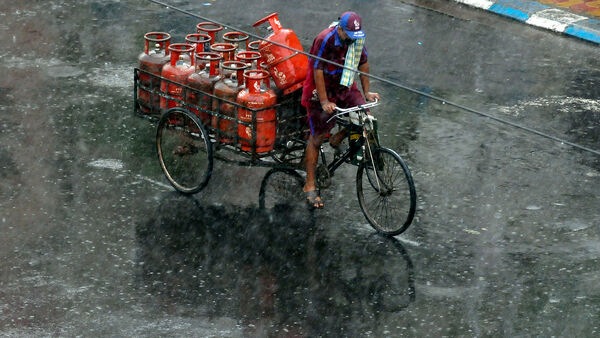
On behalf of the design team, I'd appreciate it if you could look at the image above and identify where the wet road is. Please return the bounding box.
[1,0,599,336]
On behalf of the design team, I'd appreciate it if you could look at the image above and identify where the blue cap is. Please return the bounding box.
[339,11,365,40]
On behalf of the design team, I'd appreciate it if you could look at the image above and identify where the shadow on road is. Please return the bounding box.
[135,190,415,336]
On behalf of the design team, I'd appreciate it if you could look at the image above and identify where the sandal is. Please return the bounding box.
[305,190,324,209]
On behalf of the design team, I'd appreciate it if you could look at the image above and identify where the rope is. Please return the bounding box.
[146,0,600,157]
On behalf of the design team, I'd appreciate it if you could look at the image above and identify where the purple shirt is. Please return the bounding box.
[301,26,368,107]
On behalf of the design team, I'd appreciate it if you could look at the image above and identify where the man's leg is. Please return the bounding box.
[328,128,347,148]
[304,133,324,208]
[304,134,319,191]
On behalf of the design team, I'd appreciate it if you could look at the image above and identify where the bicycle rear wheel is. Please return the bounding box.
[156,107,213,194]
[356,147,416,236]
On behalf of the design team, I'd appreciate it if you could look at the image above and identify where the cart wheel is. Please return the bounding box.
[156,107,213,194]
[259,168,305,210]
[356,147,416,236]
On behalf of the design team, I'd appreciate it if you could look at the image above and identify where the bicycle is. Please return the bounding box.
[321,100,416,235]
[139,67,416,236]
[258,100,416,236]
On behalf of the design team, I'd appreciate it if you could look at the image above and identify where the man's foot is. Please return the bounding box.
[305,189,324,209]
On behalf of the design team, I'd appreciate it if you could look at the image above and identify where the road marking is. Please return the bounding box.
[527,8,587,31]
[455,0,600,44]
[457,0,494,9]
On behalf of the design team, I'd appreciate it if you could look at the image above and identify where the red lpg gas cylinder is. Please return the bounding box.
[247,40,263,63]
[237,69,277,153]
[196,22,223,44]
[185,33,212,56]
[223,31,249,50]
[185,33,212,73]
[138,32,171,116]
[159,43,196,111]
[212,61,249,144]
[236,50,261,69]
[210,42,237,62]
[252,13,308,95]
[248,40,261,52]
[186,52,222,124]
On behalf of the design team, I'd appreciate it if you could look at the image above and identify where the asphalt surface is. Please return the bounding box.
[1,0,599,336]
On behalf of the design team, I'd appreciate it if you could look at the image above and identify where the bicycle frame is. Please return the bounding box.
[322,100,381,176]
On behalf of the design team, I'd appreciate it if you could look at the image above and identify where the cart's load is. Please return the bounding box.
[223,31,250,50]
[210,42,237,62]
[196,22,223,45]
[186,52,222,124]
[135,13,308,154]
[236,50,261,69]
[160,43,195,111]
[212,61,249,144]
[185,33,212,62]
[137,32,171,116]
[237,69,277,153]
[252,12,308,96]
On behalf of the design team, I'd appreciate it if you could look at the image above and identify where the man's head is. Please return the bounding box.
[338,11,365,41]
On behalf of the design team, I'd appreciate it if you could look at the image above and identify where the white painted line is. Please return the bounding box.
[456,0,494,10]
[527,16,569,32]
[455,0,600,45]
[534,8,588,24]
[527,8,587,32]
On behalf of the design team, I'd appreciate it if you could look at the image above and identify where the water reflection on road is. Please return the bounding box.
[136,193,415,336]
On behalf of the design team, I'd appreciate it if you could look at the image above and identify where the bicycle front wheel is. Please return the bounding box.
[156,107,213,194]
[356,147,416,236]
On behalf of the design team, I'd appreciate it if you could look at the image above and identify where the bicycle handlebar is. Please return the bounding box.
[326,99,380,123]
[333,98,379,113]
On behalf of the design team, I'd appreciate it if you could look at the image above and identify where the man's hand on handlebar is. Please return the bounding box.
[365,91,380,102]
[321,100,337,114]
[321,92,380,114]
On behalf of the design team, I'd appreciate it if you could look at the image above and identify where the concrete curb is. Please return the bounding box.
[455,0,600,44]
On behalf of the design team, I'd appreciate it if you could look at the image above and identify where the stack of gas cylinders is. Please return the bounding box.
[136,13,308,153]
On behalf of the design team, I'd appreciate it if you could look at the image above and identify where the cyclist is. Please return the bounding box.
[301,11,380,209]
